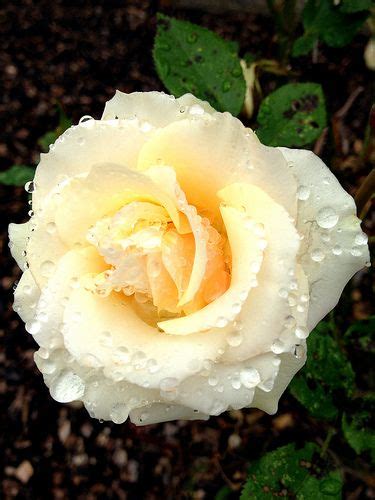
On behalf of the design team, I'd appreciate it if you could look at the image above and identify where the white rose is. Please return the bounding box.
[9,91,369,425]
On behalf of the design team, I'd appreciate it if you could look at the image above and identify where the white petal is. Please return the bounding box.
[216,183,303,363]
[33,119,149,211]
[279,148,370,329]
[158,203,264,335]
[137,115,298,222]
[129,403,209,426]
[252,350,306,414]
[8,222,31,269]
[102,90,216,126]
[13,270,40,323]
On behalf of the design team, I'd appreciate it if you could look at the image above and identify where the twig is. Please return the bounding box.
[355,168,375,219]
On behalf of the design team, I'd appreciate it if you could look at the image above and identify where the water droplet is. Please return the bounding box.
[140,121,152,133]
[222,81,231,92]
[26,320,41,335]
[240,367,260,388]
[231,377,241,390]
[226,330,243,347]
[316,207,339,229]
[278,287,288,299]
[25,181,35,193]
[187,32,198,43]
[354,233,368,246]
[293,344,305,359]
[189,104,204,116]
[40,260,55,278]
[350,247,362,257]
[50,371,85,402]
[160,377,178,392]
[46,222,57,234]
[297,185,310,201]
[110,403,129,424]
[179,105,186,113]
[332,245,342,256]
[311,248,325,262]
[79,115,95,125]
[208,375,218,387]
[295,326,309,339]
[271,339,285,354]
[216,316,229,328]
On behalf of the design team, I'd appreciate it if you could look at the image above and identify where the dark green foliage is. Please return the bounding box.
[240,443,342,499]
[292,0,371,56]
[153,14,246,115]
[38,104,72,152]
[256,83,326,147]
[0,165,35,187]
[290,322,355,420]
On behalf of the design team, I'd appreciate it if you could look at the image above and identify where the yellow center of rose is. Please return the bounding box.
[86,200,231,323]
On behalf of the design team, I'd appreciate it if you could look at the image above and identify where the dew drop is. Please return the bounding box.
[297,185,310,201]
[311,248,325,262]
[231,377,241,390]
[240,367,260,388]
[226,330,243,347]
[110,403,129,424]
[189,104,205,116]
[25,181,35,193]
[295,326,309,339]
[350,247,362,257]
[216,316,229,328]
[40,260,55,277]
[332,245,342,256]
[354,233,368,246]
[46,222,57,234]
[316,207,339,229]
[293,344,305,359]
[26,320,41,335]
[208,375,218,387]
[79,115,94,125]
[271,339,285,354]
[50,371,85,403]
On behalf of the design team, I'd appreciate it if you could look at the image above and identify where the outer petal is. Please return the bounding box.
[217,184,301,363]
[9,222,31,269]
[279,148,370,329]
[13,270,40,323]
[102,90,216,126]
[252,350,307,414]
[129,403,209,426]
[137,115,298,222]
[33,119,150,211]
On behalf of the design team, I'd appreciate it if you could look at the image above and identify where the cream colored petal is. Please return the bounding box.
[31,247,107,350]
[279,148,370,330]
[102,90,216,125]
[251,350,306,414]
[62,284,226,389]
[137,115,298,221]
[158,203,264,335]
[217,183,301,363]
[129,403,209,426]
[8,222,31,269]
[174,353,280,416]
[53,163,186,249]
[32,119,149,211]
[13,270,40,323]
[145,166,208,306]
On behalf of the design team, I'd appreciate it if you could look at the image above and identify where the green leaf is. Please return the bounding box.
[0,165,35,186]
[290,322,356,420]
[340,0,374,13]
[293,0,370,56]
[342,412,375,461]
[292,33,317,57]
[344,316,375,353]
[153,14,246,115]
[256,83,326,147]
[240,443,342,500]
[215,485,232,500]
[38,104,72,152]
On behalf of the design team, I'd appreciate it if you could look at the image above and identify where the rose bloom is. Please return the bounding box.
[9,91,369,425]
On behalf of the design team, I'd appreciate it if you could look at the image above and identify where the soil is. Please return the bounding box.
[0,1,373,499]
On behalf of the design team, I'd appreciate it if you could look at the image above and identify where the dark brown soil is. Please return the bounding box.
[0,1,373,499]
